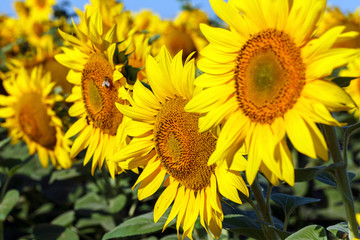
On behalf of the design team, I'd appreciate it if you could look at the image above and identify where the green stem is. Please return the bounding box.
[283,213,290,232]
[252,177,274,226]
[343,122,360,166]
[246,196,272,240]
[322,125,360,239]
[251,177,278,240]
[265,184,273,220]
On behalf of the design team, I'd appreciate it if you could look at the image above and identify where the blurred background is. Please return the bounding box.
[0,0,359,19]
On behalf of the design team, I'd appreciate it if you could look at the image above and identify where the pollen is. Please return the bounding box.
[234,29,306,124]
[17,92,57,150]
[154,97,216,191]
[81,53,125,136]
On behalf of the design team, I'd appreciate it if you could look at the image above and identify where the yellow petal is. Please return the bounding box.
[65,117,87,139]
[276,139,294,186]
[215,167,242,204]
[200,24,243,52]
[302,80,355,111]
[138,166,166,200]
[111,137,154,162]
[163,186,185,231]
[37,146,49,168]
[154,181,179,223]
[70,125,92,158]
[284,110,316,159]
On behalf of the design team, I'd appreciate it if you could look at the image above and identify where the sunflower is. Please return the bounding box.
[151,8,209,62]
[110,47,249,239]
[55,9,128,178]
[185,0,358,186]
[317,7,360,48]
[0,67,72,169]
[75,0,131,42]
[25,0,56,22]
[340,57,360,118]
[122,32,151,81]
[5,39,72,95]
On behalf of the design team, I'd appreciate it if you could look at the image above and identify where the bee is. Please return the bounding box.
[102,76,111,88]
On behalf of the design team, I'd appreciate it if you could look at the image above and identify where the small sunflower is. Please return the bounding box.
[5,39,72,95]
[340,57,360,118]
[76,0,131,42]
[25,0,56,22]
[111,47,249,239]
[55,9,128,178]
[317,7,360,48]
[185,0,358,186]
[123,32,151,81]
[0,67,72,169]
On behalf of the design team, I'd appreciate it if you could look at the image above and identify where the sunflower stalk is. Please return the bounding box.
[251,177,278,240]
[322,125,360,239]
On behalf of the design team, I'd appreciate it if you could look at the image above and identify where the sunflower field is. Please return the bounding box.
[1,0,360,239]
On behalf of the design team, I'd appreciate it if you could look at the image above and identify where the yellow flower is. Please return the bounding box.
[123,32,151,81]
[131,10,162,33]
[317,7,360,48]
[55,9,128,178]
[75,0,131,43]
[151,8,209,61]
[0,67,72,169]
[25,0,56,22]
[111,47,249,239]
[0,16,21,49]
[185,0,357,186]
[5,38,72,95]
[340,57,360,118]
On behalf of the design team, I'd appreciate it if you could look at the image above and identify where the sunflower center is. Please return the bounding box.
[17,92,57,150]
[164,27,196,59]
[154,97,216,191]
[81,53,125,136]
[35,0,46,8]
[234,29,306,124]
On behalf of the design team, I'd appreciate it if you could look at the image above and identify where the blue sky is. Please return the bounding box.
[0,0,359,19]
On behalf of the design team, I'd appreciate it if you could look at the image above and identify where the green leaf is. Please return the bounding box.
[0,137,10,149]
[148,34,161,45]
[285,225,327,240]
[223,214,264,239]
[0,189,20,221]
[102,211,173,239]
[124,65,141,85]
[327,222,349,239]
[160,234,179,240]
[271,193,320,216]
[33,224,79,240]
[268,226,291,240]
[74,192,107,211]
[315,171,356,186]
[195,68,204,78]
[0,141,29,161]
[49,168,81,184]
[76,213,115,231]
[51,211,75,227]
[294,167,324,182]
[113,42,127,65]
[332,76,357,88]
[108,194,126,214]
